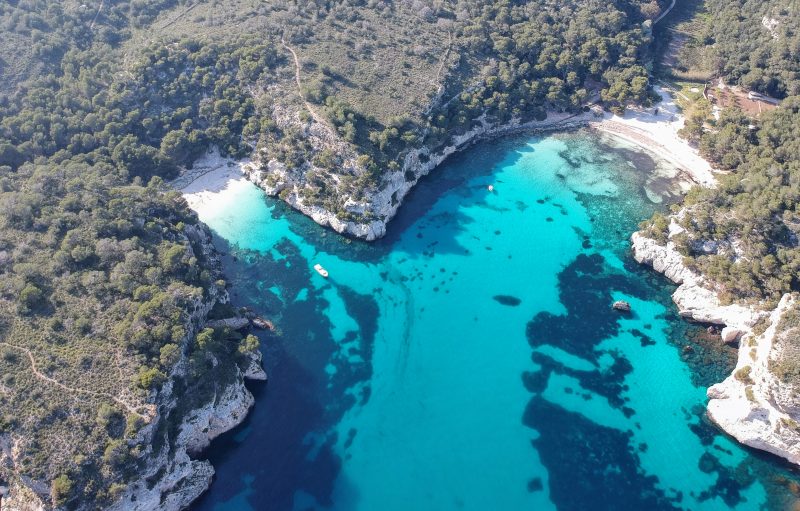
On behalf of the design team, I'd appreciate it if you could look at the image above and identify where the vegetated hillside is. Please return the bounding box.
[137,0,665,225]
[771,300,800,399]
[640,0,800,304]
[705,0,800,98]
[0,1,265,508]
[0,0,182,93]
[0,0,669,507]
[657,0,800,97]
[642,100,800,304]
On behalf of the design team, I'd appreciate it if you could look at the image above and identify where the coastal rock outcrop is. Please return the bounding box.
[244,108,593,241]
[630,232,763,329]
[632,228,800,466]
[106,222,264,511]
[1,220,266,511]
[707,294,800,465]
[206,316,251,330]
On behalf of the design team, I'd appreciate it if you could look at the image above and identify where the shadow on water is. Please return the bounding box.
[192,129,800,511]
[192,231,380,511]
[265,133,540,264]
[191,134,544,511]
[523,252,800,510]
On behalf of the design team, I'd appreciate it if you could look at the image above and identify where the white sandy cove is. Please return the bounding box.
[175,148,256,217]
[177,86,717,218]
[593,87,716,187]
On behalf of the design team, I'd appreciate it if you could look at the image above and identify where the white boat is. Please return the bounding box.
[313,263,329,278]
[487,184,494,192]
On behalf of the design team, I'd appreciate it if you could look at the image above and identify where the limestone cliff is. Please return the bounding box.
[632,224,800,466]
[244,107,594,240]
[0,221,265,511]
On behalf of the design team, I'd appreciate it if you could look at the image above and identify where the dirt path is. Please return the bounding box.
[432,32,453,93]
[0,341,148,419]
[654,0,676,24]
[89,0,105,29]
[281,37,332,129]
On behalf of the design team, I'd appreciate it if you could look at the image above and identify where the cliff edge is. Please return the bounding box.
[632,227,800,466]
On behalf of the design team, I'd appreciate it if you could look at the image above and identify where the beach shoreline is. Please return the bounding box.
[176,86,717,225]
[591,87,716,187]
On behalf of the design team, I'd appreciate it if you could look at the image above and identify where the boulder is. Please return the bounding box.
[612,300,632,312]
[720,326,742,344]
[206,317,250,330]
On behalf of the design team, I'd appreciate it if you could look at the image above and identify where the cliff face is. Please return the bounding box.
[707,294,800,465]
[244,109,594,240]
[631,226,800,466]
[0,222,264,511]
[106,223,264,511]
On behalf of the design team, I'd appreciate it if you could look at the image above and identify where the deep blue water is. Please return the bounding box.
[189,131,800,511]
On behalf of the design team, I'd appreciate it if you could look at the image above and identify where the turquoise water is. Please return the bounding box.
[191,131,799,511]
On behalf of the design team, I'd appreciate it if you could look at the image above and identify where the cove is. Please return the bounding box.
[190,130,799,511]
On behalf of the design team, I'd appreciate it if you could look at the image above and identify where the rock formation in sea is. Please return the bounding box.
[632,222,800,466]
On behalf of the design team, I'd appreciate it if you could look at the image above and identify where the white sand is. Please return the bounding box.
[171,148,257,218]
[174,87,717,221]
[592,87,716,187]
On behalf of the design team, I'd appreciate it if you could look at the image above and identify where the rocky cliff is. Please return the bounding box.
[244,108,594,240]
[632,224,800,466]
[0,222,265,511]
[106,223,265,511]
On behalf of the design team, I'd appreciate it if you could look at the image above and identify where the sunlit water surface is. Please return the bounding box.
[189,131,799,511]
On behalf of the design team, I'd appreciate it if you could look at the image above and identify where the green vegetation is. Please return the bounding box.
[655,0,800,97]
[0,0,675,507]
[734,365,753,384]
[657,100,800,302]
[0,1,266,507]
[704,0,800,98]
[771,304,800,386]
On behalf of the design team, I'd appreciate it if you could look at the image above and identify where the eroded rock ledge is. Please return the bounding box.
[631,228,800,466]
[107,223,266,511]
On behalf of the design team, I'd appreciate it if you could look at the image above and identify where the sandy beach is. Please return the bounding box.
[592,87,717,187]
[175,86,717,220]
[173,148,256,217]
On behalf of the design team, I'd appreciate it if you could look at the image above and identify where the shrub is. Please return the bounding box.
[51,474,73,506]
[734,365,753,384]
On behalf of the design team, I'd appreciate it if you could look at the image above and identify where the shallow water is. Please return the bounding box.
[190,130,800,511]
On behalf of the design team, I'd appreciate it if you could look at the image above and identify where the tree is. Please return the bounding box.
[51,474,73,506]
[18,283,44,313]
[239,334,260,355]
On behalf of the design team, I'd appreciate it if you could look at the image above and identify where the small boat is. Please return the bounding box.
[487,185,494,192]
[314,263,329,278]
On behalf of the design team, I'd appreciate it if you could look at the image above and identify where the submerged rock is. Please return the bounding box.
[493,295,522,306]
[612,300,632,312]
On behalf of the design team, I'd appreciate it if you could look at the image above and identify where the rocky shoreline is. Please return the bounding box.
[632,227,800,466]
[236,87,713,242]
[246,109,596,240]
[105,223,267,511]
[159,85,799,511]
[1,222,265,511]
